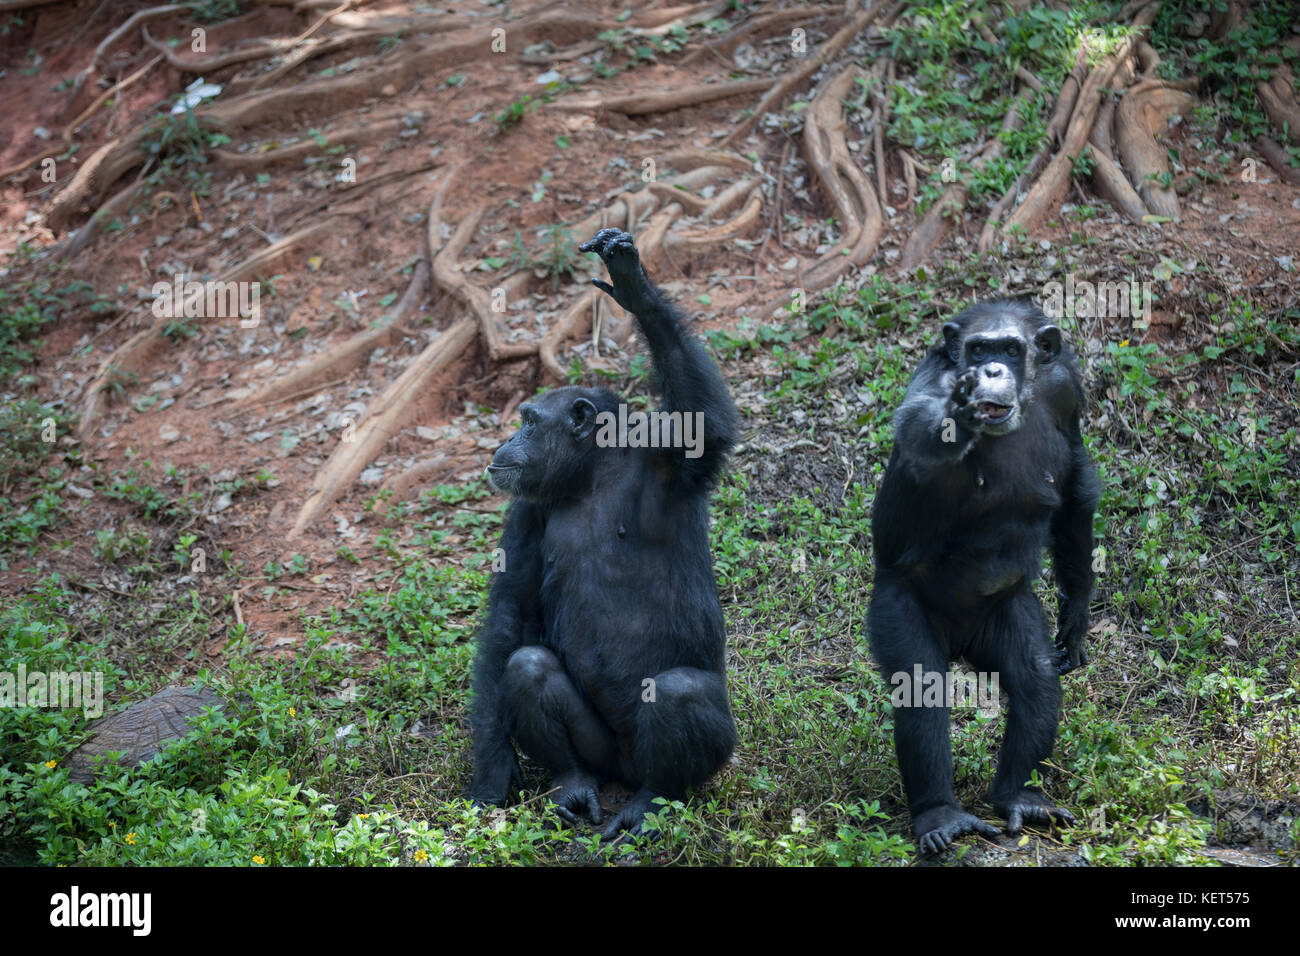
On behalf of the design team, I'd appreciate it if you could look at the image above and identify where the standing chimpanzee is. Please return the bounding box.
[468,228,739,838]
[868,300,1099,855]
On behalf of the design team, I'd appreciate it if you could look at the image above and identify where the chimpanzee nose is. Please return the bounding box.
[981,364,1004,379]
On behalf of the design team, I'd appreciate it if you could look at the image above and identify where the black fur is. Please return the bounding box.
[868,300,1100,855]
[468,229,739,839]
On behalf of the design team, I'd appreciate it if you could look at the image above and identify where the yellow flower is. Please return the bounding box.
[108,821,116,829]
[125,832,136,845]
[45,760,57,769]
[358,813,370,819]
[252,855,266,865]
[1119,338,1130,347]
[413,849,429,863]
[288,706,296,717]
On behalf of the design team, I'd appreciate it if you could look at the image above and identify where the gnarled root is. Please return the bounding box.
[1114,80,1197,220]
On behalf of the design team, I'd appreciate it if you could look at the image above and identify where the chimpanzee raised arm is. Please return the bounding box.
[468,228,739,839]
[580,228,738,487]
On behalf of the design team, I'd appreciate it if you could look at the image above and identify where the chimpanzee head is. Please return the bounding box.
[486,385,620,501]
[942,300,1063,437]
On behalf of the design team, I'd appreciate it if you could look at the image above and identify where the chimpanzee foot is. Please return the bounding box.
[549,770,602,825]
[601,788,661,842]
[914,805,1001,855]
[993,789,1076,835]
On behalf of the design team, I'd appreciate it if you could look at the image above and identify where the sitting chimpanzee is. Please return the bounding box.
[468,228,739,838]
[868,300,1099,855]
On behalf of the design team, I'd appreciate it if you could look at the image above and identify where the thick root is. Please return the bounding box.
[901,89,1030,269]
[1114,80,1197,220]
[288,316,477,537]
[1255,134,1300,185]
[1257,65,1300,147]
[78,220,337,437]
[1002,3,1159,236]
[722,0,896,147]
[238,259,430,409]
[556,77,774,117]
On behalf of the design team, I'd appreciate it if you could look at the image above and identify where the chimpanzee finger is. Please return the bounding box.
[1051,806,1077,827]
[591,278,614,296]
[586,791,602,824]
[1005,806,1024,835]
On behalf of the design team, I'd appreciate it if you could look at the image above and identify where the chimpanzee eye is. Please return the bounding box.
[971,344,985,360]
[1006,342,1020,357]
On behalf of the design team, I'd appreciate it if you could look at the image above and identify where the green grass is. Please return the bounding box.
[4,261,1296,864]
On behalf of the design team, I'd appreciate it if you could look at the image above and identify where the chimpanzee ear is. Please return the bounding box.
[1035,325,1062,361]
[568,397,598,441]
[942,322,962,363]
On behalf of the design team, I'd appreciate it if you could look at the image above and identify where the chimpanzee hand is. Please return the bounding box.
[1054,597,1090,675]
[549,770,603,826]
[601,787,661,842]
[580,228,653,314]
[468,745,522,808]
[948,369,983,433]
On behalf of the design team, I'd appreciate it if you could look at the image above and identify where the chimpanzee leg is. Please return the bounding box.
[967,586,1076,834]
[500,645,618,823]
[602,666,736,839]
[869,576,1000,855]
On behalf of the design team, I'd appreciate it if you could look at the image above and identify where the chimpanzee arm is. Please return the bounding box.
[892,355,982,473]
[468,502,544,805]
[581,229,739,488]
[1051,440,1100,673]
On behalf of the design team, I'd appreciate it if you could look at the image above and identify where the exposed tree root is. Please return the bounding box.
[1,54,161,183]
[629,1,729,35]
[1255,134,1300,185]
[722,0,895,147]
[1001,2,1159,237]
[1115,80,1196,220]
[288,315,477,538]
[142,25,292,73]
[64,3,186,110]
[750,64,882,317]
[872,58,894,208]
[372,454,457,515]
[680,5,842,65]
[556,77,774,116]
[1088,150,1151,224]
[238,260,430,409]
[667,188,762,248]
[78,219,337,438]
[213,116,403,169]
[431,204,535,363]
[901,89,1030,270]
[1256,64,1300,147]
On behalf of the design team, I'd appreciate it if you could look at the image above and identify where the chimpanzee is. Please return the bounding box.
[468,228,739,838]
[868,300,1099,855]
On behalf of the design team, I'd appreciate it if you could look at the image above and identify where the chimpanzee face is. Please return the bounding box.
[486,386,602,501]
[943,304,1062,437]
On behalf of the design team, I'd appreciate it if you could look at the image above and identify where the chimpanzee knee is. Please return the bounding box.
[632,668,735,798]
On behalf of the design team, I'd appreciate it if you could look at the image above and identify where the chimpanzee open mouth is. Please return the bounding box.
[978,402,1013,423]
